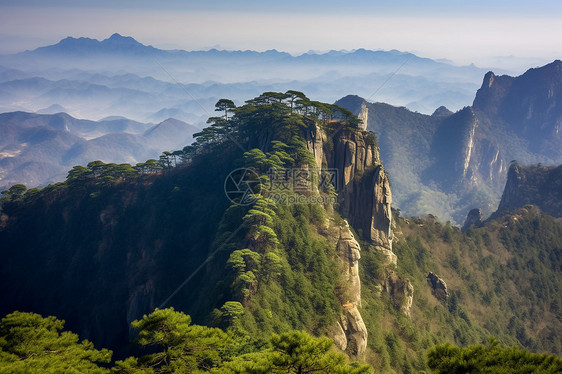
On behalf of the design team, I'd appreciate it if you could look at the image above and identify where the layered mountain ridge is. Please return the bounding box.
[0,111,198,189]
[1,92,561,373]
[0,33,488,122]
[337,60,562,224]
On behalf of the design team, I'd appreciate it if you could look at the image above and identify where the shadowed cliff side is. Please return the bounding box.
[493,163,562,219]
[305,125,393,251]
[336,60,562,225]
[304,123,397,358]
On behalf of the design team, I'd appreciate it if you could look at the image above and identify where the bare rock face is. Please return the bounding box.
[384,270,414,316]
[329,321,349,352]
[336,222,362,306]
[305,124,395,358]
[340,303,368,359]
[305,125,393,248]
[358,102,369,131]
[427,272,448,300]
[331,221,368,359]
[494,163,562,218]
[363,166,393,249]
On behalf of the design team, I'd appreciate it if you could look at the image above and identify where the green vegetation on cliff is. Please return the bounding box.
[0,309,371,373]
[0,91,364,356]
[3,308,561,373]
[427,338,562,374]
[0,311,112,373]
[355,205,562,372]
[1,90,561,374]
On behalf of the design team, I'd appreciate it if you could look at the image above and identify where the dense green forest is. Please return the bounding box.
[1,91,561,373]
[0,90,369,359]
[2,309,561,373]
[355,206,562,372]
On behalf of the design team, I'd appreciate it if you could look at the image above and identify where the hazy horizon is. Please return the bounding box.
[1,0,561,71]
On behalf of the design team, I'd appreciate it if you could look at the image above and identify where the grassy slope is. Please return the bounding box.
[357,206,561,373]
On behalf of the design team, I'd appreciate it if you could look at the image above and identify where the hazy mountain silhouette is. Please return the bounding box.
[0,33,491,121]
[0,112,198,189]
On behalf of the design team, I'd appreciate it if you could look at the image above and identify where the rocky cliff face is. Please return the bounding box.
[305,125,393,250]
[494,163,562,218]
[329,221,368,359]
[474,61,562,156]
[337,61,562,225]
[306,124,402,356]
[462,208,482,232]
[384,270,414,316]
[427,272,448,300]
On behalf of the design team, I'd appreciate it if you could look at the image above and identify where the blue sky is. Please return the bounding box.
[1,0,560,67]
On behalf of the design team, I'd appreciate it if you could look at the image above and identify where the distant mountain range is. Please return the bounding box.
[0,112,198,190]
[337,60,562,224]
[0,33,493,123]
[1,34,560,222]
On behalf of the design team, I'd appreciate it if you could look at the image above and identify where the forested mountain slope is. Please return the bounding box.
[0,92,561,373]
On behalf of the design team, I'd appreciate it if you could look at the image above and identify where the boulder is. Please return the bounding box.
[427,272,448,300]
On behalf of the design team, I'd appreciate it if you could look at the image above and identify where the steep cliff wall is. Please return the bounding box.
[305,124,402,355]
[494,163,562,218]
[305,125,393,250]
[327,221,368,359]
[474,61,562,157]
[336,61,562,225]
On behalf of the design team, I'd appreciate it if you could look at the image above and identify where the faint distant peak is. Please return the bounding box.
[109,33,126,40]
[103,33,144,46]
[159,117,188,125]
[36,104,68,115]
[57,36,98,46]
[431,106,453,117]
[23,33,158,57]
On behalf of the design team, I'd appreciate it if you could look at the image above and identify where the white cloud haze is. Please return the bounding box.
[0,2,560,69]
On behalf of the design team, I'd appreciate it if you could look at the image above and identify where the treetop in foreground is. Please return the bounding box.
[427,338,562,374]
[0,311,112,373]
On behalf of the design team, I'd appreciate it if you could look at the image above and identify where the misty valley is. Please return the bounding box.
[0,33,561,373]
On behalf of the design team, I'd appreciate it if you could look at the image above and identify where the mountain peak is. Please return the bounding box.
[431,106,453,117]
[25,33,158,57]
[334,95,366,115]
[103,33,143,46]
[109,33,125,39]
[483,71,496,88]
